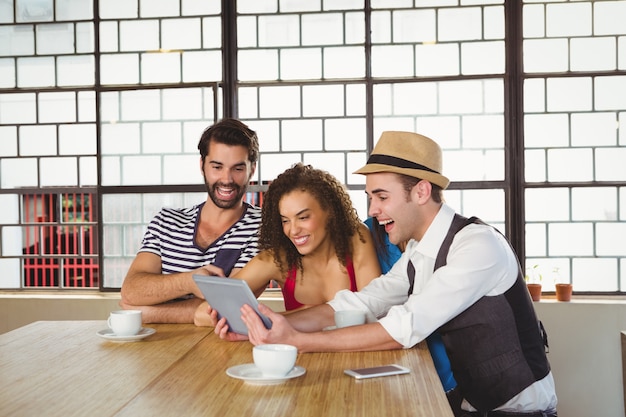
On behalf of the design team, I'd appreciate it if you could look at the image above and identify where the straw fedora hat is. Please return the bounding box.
[354,131,450,189]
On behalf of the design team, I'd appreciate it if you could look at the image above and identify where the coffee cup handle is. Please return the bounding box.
[107,317,112,329]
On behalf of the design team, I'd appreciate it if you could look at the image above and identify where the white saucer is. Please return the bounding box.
[96,327,156,342]
[226,364,306,385]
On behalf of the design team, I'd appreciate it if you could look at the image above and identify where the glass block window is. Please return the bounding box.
[0,91,97,189]
[1,4,95,89]
[99,1,222,85]
[95,1,224,287]
[371,4,505,77]
[523,0,626,292]
[100,86,219,186]
[235,1,372,217]
[101,191,205,288]
[373,79,505,183]
[0,0,624,295]
[0,0,223,289]
[0,192,98,289]
[239,83,368,194]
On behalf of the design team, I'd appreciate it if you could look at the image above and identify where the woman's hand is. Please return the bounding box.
[193,301,218,327]
[241,304,298,346]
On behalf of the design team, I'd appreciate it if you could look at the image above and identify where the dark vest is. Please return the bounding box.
[411,214,551,412]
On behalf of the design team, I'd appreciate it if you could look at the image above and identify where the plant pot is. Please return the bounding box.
[555,283,573,302]
[526,283,542,302]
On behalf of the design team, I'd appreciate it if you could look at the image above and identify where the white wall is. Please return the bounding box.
[534,300,626,417]
[1,294,624,416]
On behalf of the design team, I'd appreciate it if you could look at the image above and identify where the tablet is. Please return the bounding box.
[193,275,272,335]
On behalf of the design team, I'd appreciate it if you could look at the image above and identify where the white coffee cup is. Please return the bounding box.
[107,310,142,336]
[252,344,298,378]
[334,310,366,328]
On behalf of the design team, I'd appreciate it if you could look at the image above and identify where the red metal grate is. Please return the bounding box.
[22,193,99,288]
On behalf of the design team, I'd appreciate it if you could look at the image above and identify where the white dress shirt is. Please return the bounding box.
[328,204,557,412]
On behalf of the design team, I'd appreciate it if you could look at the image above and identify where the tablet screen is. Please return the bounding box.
[193,275,272,335]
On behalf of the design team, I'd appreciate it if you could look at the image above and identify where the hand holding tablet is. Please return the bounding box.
[193,275,272,335]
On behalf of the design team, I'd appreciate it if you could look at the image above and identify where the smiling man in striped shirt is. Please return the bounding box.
[120,119,262,324]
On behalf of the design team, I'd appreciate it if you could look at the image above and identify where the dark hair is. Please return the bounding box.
[259,163,365,274]
[396,173,443,204]
[197,118,259,164]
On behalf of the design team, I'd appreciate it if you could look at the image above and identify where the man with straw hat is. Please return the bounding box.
[222,131,558,417]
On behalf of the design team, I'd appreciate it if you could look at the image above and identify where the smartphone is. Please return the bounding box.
[344,364,410,379]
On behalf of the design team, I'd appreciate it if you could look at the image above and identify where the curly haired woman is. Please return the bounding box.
[194,163,381,326]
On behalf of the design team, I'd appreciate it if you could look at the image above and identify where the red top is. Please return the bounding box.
[280,257,356,311]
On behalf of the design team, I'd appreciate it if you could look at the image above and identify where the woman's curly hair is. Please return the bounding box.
[259,163,365,275]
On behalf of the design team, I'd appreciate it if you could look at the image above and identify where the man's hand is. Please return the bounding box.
[189,264,226,299]
[121,253,227,305]
[214,316,250,342]
[241,304,298,346]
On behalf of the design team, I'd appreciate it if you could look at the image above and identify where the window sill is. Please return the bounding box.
[2,290,626,304]
[0,289,282,303]
[0,290,120,300]
[534,294,626,304]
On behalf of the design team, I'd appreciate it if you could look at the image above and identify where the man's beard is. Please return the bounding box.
[206,181,248,209]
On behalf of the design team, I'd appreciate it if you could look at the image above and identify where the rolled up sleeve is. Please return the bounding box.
[328,255,413,335]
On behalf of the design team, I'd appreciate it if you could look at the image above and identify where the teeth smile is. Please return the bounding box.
[379,219,393,225]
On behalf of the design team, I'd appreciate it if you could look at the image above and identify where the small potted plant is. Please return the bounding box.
[525,265,542,302]
[552,267,573,302]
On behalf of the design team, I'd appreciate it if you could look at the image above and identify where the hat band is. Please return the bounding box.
[366,154,440,175]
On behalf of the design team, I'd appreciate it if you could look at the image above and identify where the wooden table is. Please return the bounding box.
[0,321,453,417]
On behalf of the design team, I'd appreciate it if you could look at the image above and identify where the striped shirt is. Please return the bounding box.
[139,202,262,276]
